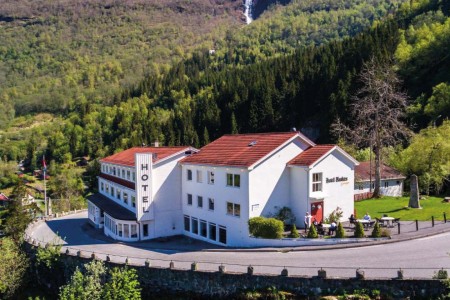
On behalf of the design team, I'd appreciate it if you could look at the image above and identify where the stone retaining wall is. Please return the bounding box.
[32,246,447,299]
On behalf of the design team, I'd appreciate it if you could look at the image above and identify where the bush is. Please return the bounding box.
[289,224,300,238]
[371,222,381,238]
[248,217,284,239]
[354,222,365,238]
[307,224,318,238]
[324,207,344,224]
[335,222,345,238]
[274,207,296,225]
[380,228,391,238]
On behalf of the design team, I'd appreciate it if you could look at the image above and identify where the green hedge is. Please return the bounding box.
[248,217,284,239]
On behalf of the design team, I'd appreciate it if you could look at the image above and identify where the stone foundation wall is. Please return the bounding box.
[54,252,447,299]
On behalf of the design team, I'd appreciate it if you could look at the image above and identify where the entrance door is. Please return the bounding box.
[311,201,324,223]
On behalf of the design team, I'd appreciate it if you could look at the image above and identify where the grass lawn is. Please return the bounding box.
[355,196,450,221]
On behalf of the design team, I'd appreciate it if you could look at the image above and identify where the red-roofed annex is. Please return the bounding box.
[88,131,359,247]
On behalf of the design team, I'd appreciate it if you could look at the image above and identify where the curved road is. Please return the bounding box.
[28,212,450,279]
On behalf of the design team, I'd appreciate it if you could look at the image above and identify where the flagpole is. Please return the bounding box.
[43,156,47,218]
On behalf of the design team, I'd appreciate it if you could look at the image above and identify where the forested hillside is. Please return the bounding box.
[0,0,243,127]
[0,0,449,194]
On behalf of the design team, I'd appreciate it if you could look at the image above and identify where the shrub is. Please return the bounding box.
[248,217,284,239]
[289,224,300,238]
[380,228,391,238]
[354,222,365,238]
[371,222,381,238]
[307,224,318,238]
[274,207,296,225]
[433,269,448,279]
[335,222,345,238]
[324,206,343,224]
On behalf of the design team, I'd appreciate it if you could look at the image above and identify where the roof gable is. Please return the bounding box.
[355,161,406,181]
[181,132,315,168]
[288,145,359,167]
[100,146,195,167]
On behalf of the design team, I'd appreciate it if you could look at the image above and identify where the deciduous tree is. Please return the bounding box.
[332,58,411,198]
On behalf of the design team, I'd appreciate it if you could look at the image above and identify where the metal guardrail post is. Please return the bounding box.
[397,222,401,234]
[416,220,419,231]
[444,212,447,223]
[432,216,435,227]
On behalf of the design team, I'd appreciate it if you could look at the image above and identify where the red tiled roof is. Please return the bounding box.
[288,145,336,167]
[355,161,406,182]
[181,132,312,167]
[100,146,192,167]
[99,174,135,190]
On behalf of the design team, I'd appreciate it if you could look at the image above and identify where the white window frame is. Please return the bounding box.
[226,202,240,217]
[207,171,215,185]
[312,172,322,192]
[226,173,240,188]
[187,169,193,181]
[196,170,203,183]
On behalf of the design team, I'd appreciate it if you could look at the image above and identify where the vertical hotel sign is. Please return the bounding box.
[135,153,154,221]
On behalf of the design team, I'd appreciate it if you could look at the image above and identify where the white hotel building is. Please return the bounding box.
[88,132,359,247]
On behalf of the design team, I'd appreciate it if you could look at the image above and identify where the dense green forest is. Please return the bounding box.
[0,0,449,195]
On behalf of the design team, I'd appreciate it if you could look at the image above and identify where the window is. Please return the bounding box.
[356,183,364,190]
[131,196,136,208]
[196,170,203,183]
[184,215,190,231]
[143,224,149,237]
[219,226,227,244]
[101,182,104,191]
[187,194,193,206]
[197,196,203,208]
[207,171,215,184]
[187,169,192,181]
[124,224,129,238]
[113,167,116,176]
[127,170,131,180]
[200,220,207,237]
[226,173,240,187]
[132,172,136,182]
[208,198,214,211]
[118,224,123,237]
[106,184,109,193]
[227,202,240,217]
[384,181,389,188]
[192,218,198,234]
[131,224,137,238]
[110,187,115,197]
[122,169,125,178]
[116,188,121,200]
[209,223,216,241]
[312,173,322,192]
[251,204,259,212]
[123,192,128,204]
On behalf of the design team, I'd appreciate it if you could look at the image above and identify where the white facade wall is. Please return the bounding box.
[181,165,249,247]
[103,213,140,242]
[308,150,355,222]
[355,179,404,197]
[249,138,309,219]
[289,167,309,227]
[88,201,102,228]
[290,149,355,227]
[151,153,186,239]
[98,177,137,213]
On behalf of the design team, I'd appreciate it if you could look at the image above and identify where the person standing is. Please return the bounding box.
[304,212,312,229]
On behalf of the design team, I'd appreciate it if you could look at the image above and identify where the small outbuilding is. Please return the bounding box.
[354,161,406,200]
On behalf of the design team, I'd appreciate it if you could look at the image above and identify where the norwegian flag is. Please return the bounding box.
[42,156,47,171]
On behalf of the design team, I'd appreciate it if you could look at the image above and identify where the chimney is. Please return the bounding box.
[153,141,159,147]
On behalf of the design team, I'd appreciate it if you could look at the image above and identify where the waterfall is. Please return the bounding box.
[244,0,253,24]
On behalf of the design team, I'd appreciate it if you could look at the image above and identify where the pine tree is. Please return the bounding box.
[371,221,381,238]
[354,222,365,238]
[307,224,318,239]
[289,224,300,238]
[335,222,346,238]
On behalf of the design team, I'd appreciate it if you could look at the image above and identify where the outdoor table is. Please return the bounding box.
[321,224,331,229]
[380,217,395,227]
[356,219,371,229]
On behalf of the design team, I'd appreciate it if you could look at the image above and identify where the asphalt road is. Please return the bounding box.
[27,212,450,279]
